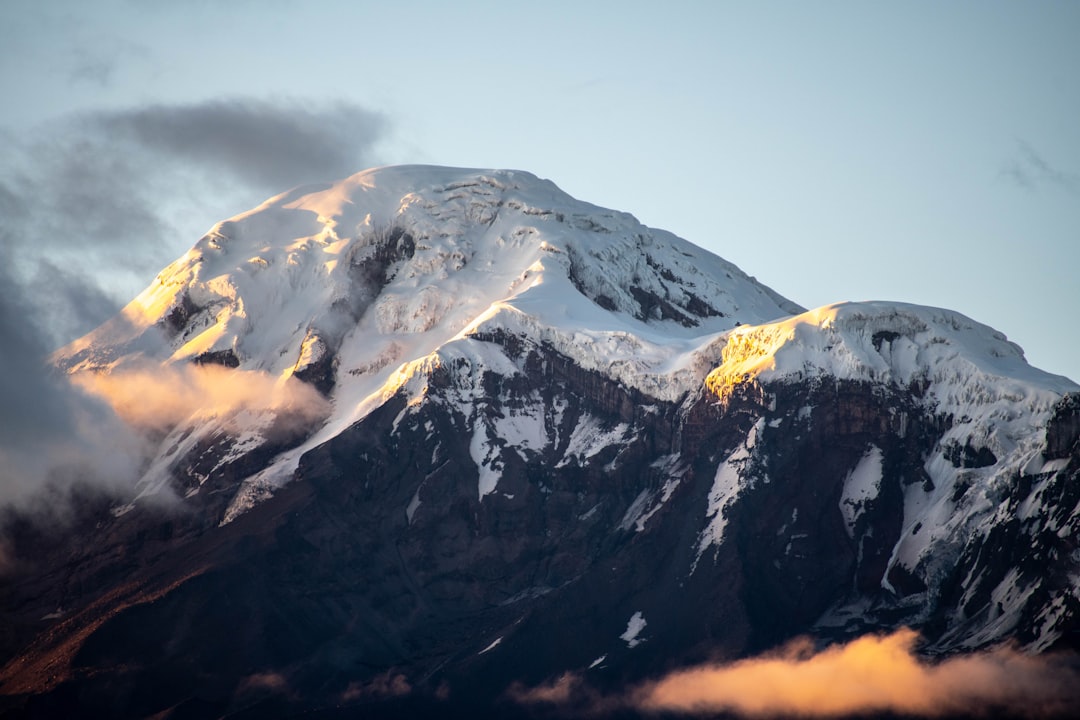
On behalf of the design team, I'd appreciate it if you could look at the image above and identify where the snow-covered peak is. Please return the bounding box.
[59,165,800,375]
[706,300,1078,478]
[53,165,803,515]
[708,301,1076,400]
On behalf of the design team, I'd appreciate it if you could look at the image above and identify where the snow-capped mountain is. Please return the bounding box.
[3,165,1078,718]
[56,165,801,522]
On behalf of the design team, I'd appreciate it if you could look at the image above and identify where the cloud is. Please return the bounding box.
[0,97,386,517]
[634,629,1080,718]
[236,671,290,695]
[0,252,144,516]
[1,98,387,348]
[341,672,413,702]
[511,629,1080,719]
[66,48,118,86]
[91,99,386,193]
[73,362,330,436]
[1001,139,1080,194]
[0,310,146,520]
[508,673,583,706]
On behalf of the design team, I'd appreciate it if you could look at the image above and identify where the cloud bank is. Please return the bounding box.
[512,629,1080,719]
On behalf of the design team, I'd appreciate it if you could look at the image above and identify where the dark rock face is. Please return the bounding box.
[161,290,199,337]
[1047,393,1080,460]
[1,335,1078,718]
[943,440,998,469]
[192,348,240,368]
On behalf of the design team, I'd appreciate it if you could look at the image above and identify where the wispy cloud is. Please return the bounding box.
[64,40,150,87]
[1001,139,1080,194]
[511,629,1080,718]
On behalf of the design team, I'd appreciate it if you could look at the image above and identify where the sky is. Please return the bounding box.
[1,0,1078,390]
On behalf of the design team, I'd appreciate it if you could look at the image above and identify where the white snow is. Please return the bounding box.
[557,417,631,468]
[620,611,647,648]
[695,418,764,562]
[55,165,802,520]
[839,446,883,537]
[707,302,1076,425]
[618,489,653,532]
[478,637,502,654]
[470,420,503,500]
[406,488,422,524]
[620,455,687,533]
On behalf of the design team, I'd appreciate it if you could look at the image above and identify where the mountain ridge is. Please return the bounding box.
[53,164,808,521]
[2,164,1078,718]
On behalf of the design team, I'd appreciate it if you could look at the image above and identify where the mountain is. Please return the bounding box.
[2,165,1078,718]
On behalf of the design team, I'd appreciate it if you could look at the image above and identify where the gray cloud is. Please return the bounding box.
[67,51,115,87]
[2,97,387,347]
[65,40,150,87]
[0,97,388,516]
[0,252,74,447]
[91,99,386,194]
[1002,139,1080,193]
[0,247,143,519]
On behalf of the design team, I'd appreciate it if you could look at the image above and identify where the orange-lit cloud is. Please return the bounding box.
[508,673,582,706]
[635,629,1079,718]
[1,359,331,524]
[73,362,329,434]
[512,629,1080,719]
[342,672,412,702]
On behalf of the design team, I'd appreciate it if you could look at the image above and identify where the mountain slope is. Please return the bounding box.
[55,165,802,522]
[2,165,1077,718]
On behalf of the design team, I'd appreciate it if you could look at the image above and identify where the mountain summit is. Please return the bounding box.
[4,165,1079,718]
[56,165,803,521]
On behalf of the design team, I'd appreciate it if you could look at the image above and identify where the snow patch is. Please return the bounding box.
[839,446,883,537]
[620,611,647,648]
[470,420,502,500]
[406,488,422,524]
[695,418,764,562]
[558,416,630,468]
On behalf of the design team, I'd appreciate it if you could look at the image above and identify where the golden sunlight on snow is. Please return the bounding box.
[705,306,845,398]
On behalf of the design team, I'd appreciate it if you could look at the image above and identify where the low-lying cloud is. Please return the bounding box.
[74,362,330,436]
[512,629,1080,718]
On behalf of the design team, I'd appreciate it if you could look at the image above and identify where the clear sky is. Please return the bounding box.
[2,0,1078,382]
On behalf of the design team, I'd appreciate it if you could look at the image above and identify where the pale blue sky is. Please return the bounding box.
[2,0,1078,381]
